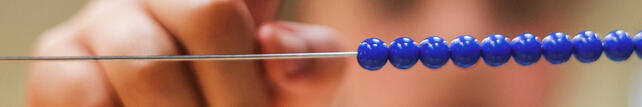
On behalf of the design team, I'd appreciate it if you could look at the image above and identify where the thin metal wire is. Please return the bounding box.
[0,52,358,61]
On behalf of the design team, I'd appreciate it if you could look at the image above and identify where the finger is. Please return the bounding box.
[143,0,278,106]
[80,1,202,106]
[28,28,119,106]
[258,22,348,107]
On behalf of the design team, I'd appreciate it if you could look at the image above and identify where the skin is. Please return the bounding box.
[29,0,570,106]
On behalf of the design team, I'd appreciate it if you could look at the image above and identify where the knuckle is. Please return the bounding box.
[89,31,180,57]
[33,27,84,56]
[81,7,180,57]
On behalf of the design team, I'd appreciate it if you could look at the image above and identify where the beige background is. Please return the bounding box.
[0,0,641,106]
[0,0,88,106]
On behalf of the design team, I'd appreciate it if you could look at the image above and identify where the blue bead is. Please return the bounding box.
[572,31,603,63]
[450,35,481,68]
[510,33,542,66]
[633,31,642,59]
[389,37,420,69]
[357,38,389,71]
[480,34,511,67]
[541,32,573,64]
[419,36,450,69]
[603,30,634,62]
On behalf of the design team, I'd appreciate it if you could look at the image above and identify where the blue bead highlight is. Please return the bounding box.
[450,35,481,68]
[541,32,573,64]
[633,31,642,59]
[572,31,603,63]
[419,36,450,69]
[510,33,542,66]
[481,34,511,67]
[357,38,389,71]
[389,37,420,69]
[603,30,634,62]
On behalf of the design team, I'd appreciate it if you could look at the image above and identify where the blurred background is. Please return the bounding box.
[1,0,641,106]
[0,0,88,106]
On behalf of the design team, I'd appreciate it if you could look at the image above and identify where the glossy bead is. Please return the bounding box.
[633,31,642,59]
[357,38,389,71]
[603,30,634,62]
[419,36,450,69]
[389,37,420,69]
[450,35,481,68]
[572,31,603,63]
[541,32,573,64]
[480,34,511,67]
[510,33,542,66]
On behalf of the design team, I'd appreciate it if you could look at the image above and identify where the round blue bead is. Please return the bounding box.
[450,35,481,68]
[603,30,634,62]
[480,34,511,67]
[357,38,389,71]
[419,36,450,69]
[541,32,573,64]
[389,37,420,69]
[572,31,603,63]
[633,31,642,59]
[510,33,542,66]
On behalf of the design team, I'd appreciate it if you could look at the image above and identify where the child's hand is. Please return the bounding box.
[28,0,347,106]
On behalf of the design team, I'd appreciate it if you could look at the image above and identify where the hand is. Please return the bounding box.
[28,0,347,106]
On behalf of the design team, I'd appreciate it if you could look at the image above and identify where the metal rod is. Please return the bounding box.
[0,52,358,61]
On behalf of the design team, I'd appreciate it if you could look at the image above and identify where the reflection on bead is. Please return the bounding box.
[357,38,389,71]
[389,37,420,69]
[481,34,511,67]
[542,32,573,64]
[450,35,481,68]
[572,31,603,63]
[633,31,642,59]
[511,33,542,66]
[419,36,450,69]
[603,30,634,62]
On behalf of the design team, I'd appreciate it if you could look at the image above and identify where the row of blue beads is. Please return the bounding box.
[357,30,642,71]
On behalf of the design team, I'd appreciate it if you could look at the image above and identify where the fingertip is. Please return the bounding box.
[259,21,348,81]
[274,22,346,52]
[258,21,348,107]
[258,22,311,77]
[260,23,307,52]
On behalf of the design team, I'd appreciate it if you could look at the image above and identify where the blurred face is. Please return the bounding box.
[297,0,571,106]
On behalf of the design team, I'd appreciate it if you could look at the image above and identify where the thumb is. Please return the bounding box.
[258,22,347,107]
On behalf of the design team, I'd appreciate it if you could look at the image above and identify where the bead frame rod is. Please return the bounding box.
[0,52,357,61]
